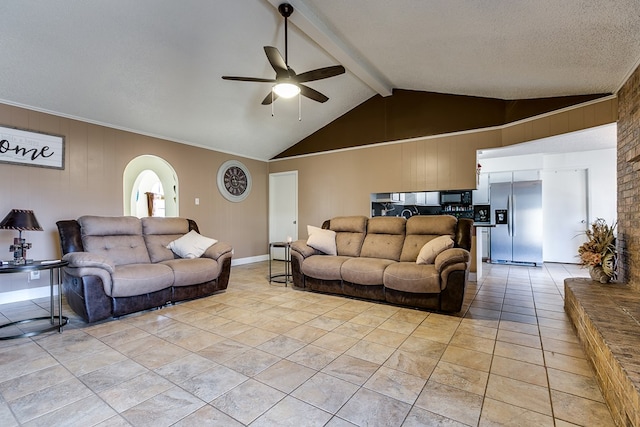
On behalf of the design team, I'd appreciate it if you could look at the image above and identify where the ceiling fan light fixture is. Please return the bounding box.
[273,82,300,98]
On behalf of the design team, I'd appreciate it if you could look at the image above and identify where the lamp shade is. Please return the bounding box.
[273,82,300,98]
[0,209,43,231]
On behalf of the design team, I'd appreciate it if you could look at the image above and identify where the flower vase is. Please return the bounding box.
[589,265,611,284]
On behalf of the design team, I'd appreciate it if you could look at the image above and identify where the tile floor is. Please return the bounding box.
[0,261,616,426]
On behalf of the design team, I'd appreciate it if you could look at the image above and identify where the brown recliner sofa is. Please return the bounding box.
[290,215,473,312]
[56,215,232,323]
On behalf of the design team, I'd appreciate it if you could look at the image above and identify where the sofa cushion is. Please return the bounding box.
[329,216,368,257]
[360,217,405,261]
[400,215,457,262]
[162,258,220,287]
[79,216,151,266]
[110,263,174,297]
[383,262,441,293]
[417,235,454,265]
[167,230,218,259]
[142,217,191,262]
[341,257,396,285]
[307,225,337,255]
[302,255,352,280]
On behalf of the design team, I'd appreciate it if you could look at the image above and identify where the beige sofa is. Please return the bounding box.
[290,215,473,312]
[56,216,232,323]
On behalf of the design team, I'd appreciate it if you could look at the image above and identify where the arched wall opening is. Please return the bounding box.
[123,155,179,217]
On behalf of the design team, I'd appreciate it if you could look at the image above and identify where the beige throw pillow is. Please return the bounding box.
[307,225,337,255]
[416,235,454,264]
[167,230,218,259]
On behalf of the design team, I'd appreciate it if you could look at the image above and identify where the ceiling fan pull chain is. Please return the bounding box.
[271,89,275,117]
[298,92,302,121]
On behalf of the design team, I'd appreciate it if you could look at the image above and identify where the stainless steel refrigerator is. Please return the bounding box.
[490,180,543,266]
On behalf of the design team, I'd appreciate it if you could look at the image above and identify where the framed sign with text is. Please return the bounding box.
[0,125,65,170]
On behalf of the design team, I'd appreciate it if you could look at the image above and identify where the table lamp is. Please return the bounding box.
[0,209,43,265]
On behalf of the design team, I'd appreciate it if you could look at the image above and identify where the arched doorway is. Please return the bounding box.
[123,155,178,217]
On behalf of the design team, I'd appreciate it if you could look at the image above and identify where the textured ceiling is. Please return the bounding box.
[0,0,638,160]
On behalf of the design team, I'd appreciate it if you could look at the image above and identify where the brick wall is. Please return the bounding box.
[617,64,640,289]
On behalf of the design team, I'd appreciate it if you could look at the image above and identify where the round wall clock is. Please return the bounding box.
[217,160,252,202]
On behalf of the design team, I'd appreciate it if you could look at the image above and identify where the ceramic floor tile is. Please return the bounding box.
[254,359,316,393]
[547,368,605,402]
[449,331,496,354]
[440,344,493,372]
[257,334,307,357]
[196,339,251,363]
[25,394,117,427]
[363,327,409,347]
[78,359,149,393]
[286,344,341,370]
[430,360,489,396]
[9,378,93,424]
[337,387,411,427]
[551,389,616,426]
[0,364,73,402]
[403,406,468,426]
[543,350,593,376]
[479,397,555,426]
[211,378,285,425]
[60,346,128,377]
[153,353,217,384]
[384,349,438,379]
[252,395,333,427]
[120,386,205,427]
[363,366,426,404]
[490,355,549,387]
[415,380,484,426]
[493,340,545,366]
[485,373,552,416]
[219,347,281,376]
[322,354,380,386]
[98,371,173,413]
[496,328,542,349]
[171,404,244,427]
[130,340,192,369]
[344,339,396,364]
[291,371,359,413]
[177,364,248,402]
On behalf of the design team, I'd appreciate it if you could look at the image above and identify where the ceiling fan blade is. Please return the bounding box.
[222,76,276,83]
[299,84,329,103]
[294,65,346,83]
[261,91,278,105]
[264,46,290,79]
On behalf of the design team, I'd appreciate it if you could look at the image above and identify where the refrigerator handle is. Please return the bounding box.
[507,195,512,236]
[512,194,516,237]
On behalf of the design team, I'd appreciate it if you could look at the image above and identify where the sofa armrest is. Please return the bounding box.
[291,240,321,258]
[203,241,233,261]
[62,252,115,274]
[434,248,470,272]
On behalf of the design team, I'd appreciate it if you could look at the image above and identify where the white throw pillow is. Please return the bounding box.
[416,235,454,264]
[167,230,218,259]
[307,225,337,255]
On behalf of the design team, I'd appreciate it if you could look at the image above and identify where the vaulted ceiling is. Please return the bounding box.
[1,1,638,161]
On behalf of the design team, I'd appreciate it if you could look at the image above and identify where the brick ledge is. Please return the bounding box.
[565,278,640,427]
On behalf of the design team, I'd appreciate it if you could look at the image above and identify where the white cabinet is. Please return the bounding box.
[473,173,489,204]
[425,192,440,206]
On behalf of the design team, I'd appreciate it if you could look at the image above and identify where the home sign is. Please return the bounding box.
[0,125,65,170]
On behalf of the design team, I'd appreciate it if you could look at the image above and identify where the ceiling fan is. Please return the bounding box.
[222,3,345,105]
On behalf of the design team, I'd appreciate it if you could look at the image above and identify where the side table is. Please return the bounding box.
[269,242,292,286]
[0,260,69,340]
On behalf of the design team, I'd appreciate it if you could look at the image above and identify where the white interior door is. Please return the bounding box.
[542,168,588,263]
[269,171,298,259]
